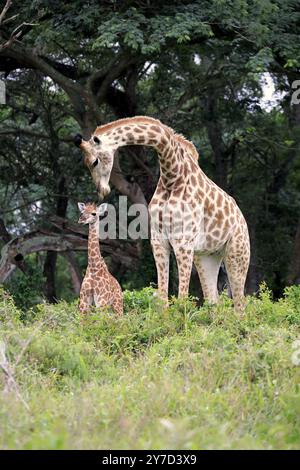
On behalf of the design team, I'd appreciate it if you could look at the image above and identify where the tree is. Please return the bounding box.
[1,0,300,300]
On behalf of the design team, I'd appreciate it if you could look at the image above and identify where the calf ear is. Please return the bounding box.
[98,203,108,216]
[78,202,85,213]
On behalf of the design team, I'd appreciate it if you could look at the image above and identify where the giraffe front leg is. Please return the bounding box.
[79,282,93,322]
[173,245,194,298]
[151,238,170,306]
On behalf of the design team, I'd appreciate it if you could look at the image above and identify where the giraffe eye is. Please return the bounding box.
[92,159,99,168]
[93,136,100,144]
[91,212,96,216]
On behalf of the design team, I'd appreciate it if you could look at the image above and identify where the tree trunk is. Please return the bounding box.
[288,219,300,285]
[246,224,261,294]
[43,176,68,303]
[43,251,58,302]
[204,93,228,190]
[62,251,82,295]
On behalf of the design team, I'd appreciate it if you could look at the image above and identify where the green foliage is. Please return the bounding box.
[5,257,45,312]
[0,286,21,325]
[123,286,160,312]
[246,47,274,73]
[1,286,300,449]
[1,0,300,300]
[121,242,157,291]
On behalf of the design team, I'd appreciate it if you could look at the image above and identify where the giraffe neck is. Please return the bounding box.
[88,222,105,270]
[99,118,185,190]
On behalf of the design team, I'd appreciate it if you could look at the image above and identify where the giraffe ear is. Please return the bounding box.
[78,202,86,213]
[98,203,108,216]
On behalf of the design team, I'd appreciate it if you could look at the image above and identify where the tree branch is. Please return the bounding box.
[0,215,140,283]
[0,127,73,142]
[0,0,12,26]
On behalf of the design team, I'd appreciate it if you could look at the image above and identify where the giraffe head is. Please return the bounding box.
[74,134,114,200]
[78,201,108,225]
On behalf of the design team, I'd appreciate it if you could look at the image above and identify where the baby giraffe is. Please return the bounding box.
[78,202,123,316]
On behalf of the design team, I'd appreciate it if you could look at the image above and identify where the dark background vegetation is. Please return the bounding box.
[0,0,300,307]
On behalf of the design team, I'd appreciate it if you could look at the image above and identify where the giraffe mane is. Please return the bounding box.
[94,116,199,162]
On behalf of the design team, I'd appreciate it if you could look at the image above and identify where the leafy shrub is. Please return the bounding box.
[0,285,21,325]
[123,286,163,313]
[5,258,45,312]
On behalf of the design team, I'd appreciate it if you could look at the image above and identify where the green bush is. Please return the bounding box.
[0,286,21,325]
[5,258,45,312]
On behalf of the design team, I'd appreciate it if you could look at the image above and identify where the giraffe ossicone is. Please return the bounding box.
[75,116,250,312]
[78,201,123,316]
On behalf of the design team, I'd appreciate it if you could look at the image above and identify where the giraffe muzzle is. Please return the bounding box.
[78,216,87,224]
[97,183,111,200]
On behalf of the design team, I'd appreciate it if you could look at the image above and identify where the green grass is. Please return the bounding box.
[0,284,300,449]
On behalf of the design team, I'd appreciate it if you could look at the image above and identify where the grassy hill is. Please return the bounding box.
[0,285,300,450]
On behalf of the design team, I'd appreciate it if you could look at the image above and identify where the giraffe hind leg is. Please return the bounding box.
[224,233,250,313]
[193,252,223,304]
[111,279,124,316]
[112,296,123,316]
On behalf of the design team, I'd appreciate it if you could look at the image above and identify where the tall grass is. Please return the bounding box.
[0,284,300,449]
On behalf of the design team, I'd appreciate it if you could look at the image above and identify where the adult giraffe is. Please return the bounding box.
[74,116,250,312]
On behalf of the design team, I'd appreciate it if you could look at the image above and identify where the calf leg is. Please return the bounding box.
[79,284,93,318]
